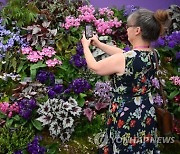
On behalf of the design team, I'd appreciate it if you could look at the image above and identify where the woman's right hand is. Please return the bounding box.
[90,34,101,48]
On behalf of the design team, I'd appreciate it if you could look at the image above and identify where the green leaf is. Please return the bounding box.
[17,61,26,73]
[12,57,17,71]
[12,115,21,121]
[77,93,87,107]
[168,90,180,100]
[31,119,43,131]
[30,61,46,70]
[5,119,14,127]
[30,69,37,80]
[0,112,6,119]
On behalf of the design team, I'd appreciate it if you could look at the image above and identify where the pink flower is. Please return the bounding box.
[170,76,180,86]
[46,58,62,67]
[21,47,33,54]
[27,51,43,62]
[41,47,56,58]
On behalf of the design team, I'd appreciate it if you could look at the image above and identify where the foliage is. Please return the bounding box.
[0,125,34,154]
[1,0,38,27]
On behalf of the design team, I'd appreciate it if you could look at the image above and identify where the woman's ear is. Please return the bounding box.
[135,27,141,36]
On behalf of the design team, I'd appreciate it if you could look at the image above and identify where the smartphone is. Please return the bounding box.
[85,24,93,39]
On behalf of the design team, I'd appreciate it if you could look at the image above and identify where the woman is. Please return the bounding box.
[81,8,171,154]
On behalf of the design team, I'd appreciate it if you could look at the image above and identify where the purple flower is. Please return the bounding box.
[52,84,64,94]
[36,70,55,86]
[176,51,180,60]
[27,136,46,154]
[14,150,23,154]
[76,42,84,56]
[123,5,138,16]
[70,54,87,68]
[151,78,160,89]
[153,94,163,106]
[18,98,37,119]
[168,40,176,48]
[123,45,131,52]
[69,78,91,94]
[48,89,56,99]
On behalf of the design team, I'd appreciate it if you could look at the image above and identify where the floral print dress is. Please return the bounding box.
[99,50,160,154]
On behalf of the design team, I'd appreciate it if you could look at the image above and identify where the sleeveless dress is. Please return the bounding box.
[98,50,160,154]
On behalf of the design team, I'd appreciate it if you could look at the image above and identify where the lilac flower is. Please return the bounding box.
[94,81,112,101]
[123,5,138,16]
[151,78,160,89]
[153,93,163,106]
[27,136,46,154]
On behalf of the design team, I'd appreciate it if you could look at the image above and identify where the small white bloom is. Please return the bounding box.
[36,113,53,126]
[62,101,73,111]
[133,108,142,119]
[70,106,82,116]
[60,132,71,143]
[148,93,154,104]
[56,110,68,120]
[62,117,74,129]
[134,96,142,106]
[124,50,137,58]
[49,120,61,137]
[124,68,133,76]
[68,97,78,106]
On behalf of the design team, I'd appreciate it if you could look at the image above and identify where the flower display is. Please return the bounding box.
[0,0,179,152]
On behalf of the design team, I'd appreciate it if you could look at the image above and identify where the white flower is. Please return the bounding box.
[37,103,51,115]
[62,101,73,111]
[60,132,71,143]
[49,120,61,137]
[36,113,53,126]
[124,68,133,76]
[133,108,142,119]
[134,96,142,106]
[62,117,74,129]
[148,93,154,104]
[68,97,78,106]
[56,110,68,120]
[70,106,82,116]
[124,50,137,58]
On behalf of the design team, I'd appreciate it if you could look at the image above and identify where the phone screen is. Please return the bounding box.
[85,24,93,39]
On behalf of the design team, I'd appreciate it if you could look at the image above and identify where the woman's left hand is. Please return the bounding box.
[81,34,91,48]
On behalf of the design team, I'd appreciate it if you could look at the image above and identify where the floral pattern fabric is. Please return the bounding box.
[99,50,160,154]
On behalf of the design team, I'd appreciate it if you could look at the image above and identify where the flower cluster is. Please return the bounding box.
[0,73,21,81]
[48,84,64,99]
[78,5,96,22]
[94,81,112,101]
[151,78,160,89]
[27,136,46,154]
[62,5,122,35]
[65,78,91,94]
[123,5,139,16]
[70,42,87,68]
[169,76,180,86]
[98,7,114,17]
[18,98,37,120]
[37,97,82,142]
[152,31,180,48]
[36,70,55,86]
[21,46,62,67]
[0,19,27,56]
[0,102,19,118]
[153,93,163,106]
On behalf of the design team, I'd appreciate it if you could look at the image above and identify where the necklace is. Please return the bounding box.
[133,45,150,49]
